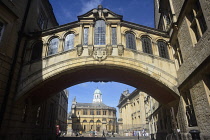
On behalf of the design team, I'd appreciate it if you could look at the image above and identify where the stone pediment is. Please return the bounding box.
[78,5,123,21]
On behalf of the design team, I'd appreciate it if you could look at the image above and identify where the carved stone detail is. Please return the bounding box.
[118,44,124,56]
[76,44,83,56]
[106,45,113,55]
[93,47,107,62]
[88,45,94,56]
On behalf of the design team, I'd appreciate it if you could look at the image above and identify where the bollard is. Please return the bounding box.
[189,130,200,140]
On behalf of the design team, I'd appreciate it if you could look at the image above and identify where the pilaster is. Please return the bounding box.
[106,21,111,45]
[78,23,83,45]
[117,22,122,45]
[88,23,94,46]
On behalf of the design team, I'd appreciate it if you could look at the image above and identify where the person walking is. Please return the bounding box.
[102,130,106,137]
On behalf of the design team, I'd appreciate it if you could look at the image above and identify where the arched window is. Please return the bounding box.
[48,37,59,55]
[64,33,75,51]
[83,120,87,123]
[141,36,153,54]
[90,120,94,123]
[157,41,169,59]
[31,41,43,61]
[94,20,106,45]
[96,120,101,123]
[126,32,136,50]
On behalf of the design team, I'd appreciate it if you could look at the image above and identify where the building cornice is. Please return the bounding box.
[121,21,169,38]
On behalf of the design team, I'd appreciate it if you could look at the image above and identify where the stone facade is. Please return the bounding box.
[56,89,68,134]
[0,0,58,139]
[155,0,210,139]
[69,89,117,136]
[117,90,147,136]
[0,0,209,139]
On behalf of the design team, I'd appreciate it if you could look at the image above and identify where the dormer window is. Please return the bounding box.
[94,20,106,45]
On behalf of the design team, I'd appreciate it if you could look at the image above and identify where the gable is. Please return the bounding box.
[78,5,123,21]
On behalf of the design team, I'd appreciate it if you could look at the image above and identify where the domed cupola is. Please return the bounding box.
[93,88,102,103]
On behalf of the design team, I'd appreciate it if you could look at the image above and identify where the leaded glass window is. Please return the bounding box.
[48,38,59,55]
[126,33,136,50]
[83,28,89,45]
[157,41,169,59]
[64,33,74,51]
[38,12,47,30]
[94,20,106,45]
[31,41,43,61]
[0,21,4,40]
[141,37,153,54]
[112,27,117,45]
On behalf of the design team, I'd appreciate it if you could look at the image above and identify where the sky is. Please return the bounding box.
[49,0,154,113]
[49,0,154,27]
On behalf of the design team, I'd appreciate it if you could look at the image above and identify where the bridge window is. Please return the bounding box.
[31,41,43,61]
[141,36,153,54]
[64,33,75,51]
[126,32,136,50]
[157,41,169,59]
[83,27,89,45]
[112,27,117,45]
[94,20,106,45]
[48,38,59,55]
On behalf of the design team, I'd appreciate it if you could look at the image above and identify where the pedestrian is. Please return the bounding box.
[102,130,106,137]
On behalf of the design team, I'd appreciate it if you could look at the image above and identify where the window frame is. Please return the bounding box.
[94,20,106,45]
[157,40,169,59]
[141,36,153,54]
[64,33,75,51]
[30,41,43,62]
[111,27,117,45]
[37,10,48,30]
[47,37,59,56]
[0,20,5,41]
[126,32,136,50]
[83,27,89,45]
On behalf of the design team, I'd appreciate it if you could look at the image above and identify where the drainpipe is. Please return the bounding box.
[0,0,32,129]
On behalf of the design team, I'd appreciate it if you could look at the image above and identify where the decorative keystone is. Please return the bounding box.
[93,47,107,62]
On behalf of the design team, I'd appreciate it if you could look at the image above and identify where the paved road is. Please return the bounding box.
[59,136,150,140]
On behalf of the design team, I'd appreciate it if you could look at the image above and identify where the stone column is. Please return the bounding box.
[88,23,94,56]
[78,23,83,45]
[106,22,111,45]
[43,43,48,57]
[117,22,122,45]
[167,43,174,60]
[58,38,64,52]
[88,23,94,46]
[152,41,159,56]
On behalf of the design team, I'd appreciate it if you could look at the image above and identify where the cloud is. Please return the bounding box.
[79,0,103,15]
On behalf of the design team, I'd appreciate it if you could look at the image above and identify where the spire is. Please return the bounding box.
[93,88,102,103]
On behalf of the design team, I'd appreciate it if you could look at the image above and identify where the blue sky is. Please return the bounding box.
[49,0,154,27]
[49,0,154,112]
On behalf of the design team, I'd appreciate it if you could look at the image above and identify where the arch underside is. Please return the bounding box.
[17,57,179,105]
